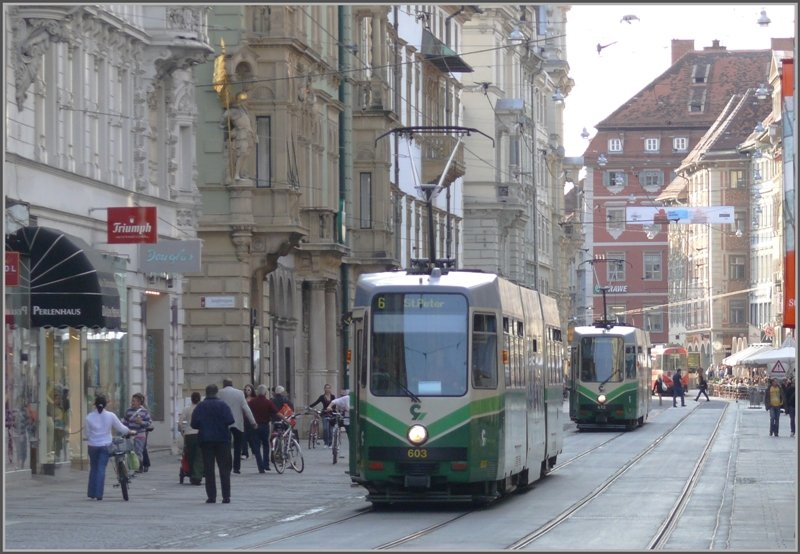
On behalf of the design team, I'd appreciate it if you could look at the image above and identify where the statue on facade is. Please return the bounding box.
[221,103,257,182]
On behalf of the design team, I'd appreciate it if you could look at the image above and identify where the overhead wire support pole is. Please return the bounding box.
[376,126,494,274]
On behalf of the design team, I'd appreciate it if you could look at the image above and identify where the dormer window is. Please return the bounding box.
[692,63,710,84]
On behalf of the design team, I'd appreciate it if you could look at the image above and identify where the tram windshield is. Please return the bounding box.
[579,336,624,383]
[371,293,468,397]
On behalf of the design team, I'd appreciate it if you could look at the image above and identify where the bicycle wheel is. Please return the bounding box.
[288,439,304,473]
[117,459,129,501]
[271,436,286,474]
[331,426,339,464]
[307,419,318,449]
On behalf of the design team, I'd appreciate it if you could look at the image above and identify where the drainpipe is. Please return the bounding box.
[338,6,353,389]
[444,7,464,260]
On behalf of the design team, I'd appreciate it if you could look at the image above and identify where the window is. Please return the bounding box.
[644,252,662,280]
[729,255,746,280]
[691,63,709,84]
[359,172,372,229]
[673,137,688,152]
[730,169,746,189]
[604,171,627,189]
[729,300,746,324]
[644,305,664,332]
[644,138,660,152]
[607,251,626,281]
[255,116,271,187]
[608,138,622,152]
[472,313,498,389]
[509,136,520,171]
[608,303,626,323]
[606,207,625,234]
[640,170,663,190]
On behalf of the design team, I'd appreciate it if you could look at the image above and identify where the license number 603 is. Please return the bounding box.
[406,448,428,459]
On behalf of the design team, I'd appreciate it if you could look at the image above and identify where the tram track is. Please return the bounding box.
[506,403,727,550]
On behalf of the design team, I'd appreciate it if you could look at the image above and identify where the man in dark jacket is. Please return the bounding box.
[191,384,235,504]
[672,369,685,407]
[781,376,795,438]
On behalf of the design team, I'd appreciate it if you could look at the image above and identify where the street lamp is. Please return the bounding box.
[755,84,770,100]
[552,88,565,105]
[757,8,771,27]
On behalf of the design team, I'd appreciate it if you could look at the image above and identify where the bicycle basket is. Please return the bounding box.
[109,436,134,454]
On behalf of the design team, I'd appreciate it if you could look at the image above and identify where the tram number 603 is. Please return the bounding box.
[407,448,428,459]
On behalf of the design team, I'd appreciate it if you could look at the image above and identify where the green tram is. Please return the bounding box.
[346,268,565,505]
[569,323,652,430]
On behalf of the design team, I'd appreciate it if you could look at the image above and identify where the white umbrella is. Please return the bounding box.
[741,345,796,366]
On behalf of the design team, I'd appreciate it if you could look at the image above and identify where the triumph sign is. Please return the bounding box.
[107,207,157,243]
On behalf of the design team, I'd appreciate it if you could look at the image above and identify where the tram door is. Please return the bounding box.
[349,308,366,478]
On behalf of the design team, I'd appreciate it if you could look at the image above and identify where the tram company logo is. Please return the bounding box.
[107,207,157,243]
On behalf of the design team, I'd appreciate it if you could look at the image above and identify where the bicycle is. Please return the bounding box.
[109,433,136,501]
[304,407,321,449]
[328,411,348,464]
[269,415,304,474]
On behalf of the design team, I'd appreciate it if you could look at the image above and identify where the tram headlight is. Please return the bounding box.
[597,394,607,405]
[407,424,428,446]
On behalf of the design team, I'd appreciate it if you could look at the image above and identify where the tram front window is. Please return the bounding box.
[371,293,468,397]
[580,337,624,382]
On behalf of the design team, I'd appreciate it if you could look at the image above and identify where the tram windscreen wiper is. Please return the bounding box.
[389,374,421,402]
[598,370,619,391]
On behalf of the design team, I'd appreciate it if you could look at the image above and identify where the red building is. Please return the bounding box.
[581,39,773,344]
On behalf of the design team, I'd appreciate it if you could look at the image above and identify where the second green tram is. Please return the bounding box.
[569,323,652,430]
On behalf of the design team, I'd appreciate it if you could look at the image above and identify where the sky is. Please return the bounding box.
[562,3,798,158]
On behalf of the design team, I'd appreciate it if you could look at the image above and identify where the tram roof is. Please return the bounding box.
[355,270,506,305]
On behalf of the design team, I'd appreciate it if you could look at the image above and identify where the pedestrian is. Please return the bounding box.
[191,384,235,504]
[672,369,685,407]
[241,384,257,459]
[85,395,133,501]
[218,379,257,474]
[781,376,795,438]
[308,384,336,446]
[653,375,664,405]
[765,378,785,437]
[123,392,152,472]
[695,372,710,402]
[179,391,204,485]
[248,384,279,472]
[272,385,296,439]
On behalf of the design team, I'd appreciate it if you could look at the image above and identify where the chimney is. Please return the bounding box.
[671,39,695,64]
[703,39,727,51]
[771,37,794,51]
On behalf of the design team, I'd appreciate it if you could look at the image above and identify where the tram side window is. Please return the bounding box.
[625,345,636,379]
[472,313,498,388]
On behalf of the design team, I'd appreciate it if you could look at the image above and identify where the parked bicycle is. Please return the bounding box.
[109,433,136,501]
[270,415,304,474]
[304,407,322,449]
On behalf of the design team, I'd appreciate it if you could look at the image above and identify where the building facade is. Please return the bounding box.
[581,40,772,346]
[4,4,212,475]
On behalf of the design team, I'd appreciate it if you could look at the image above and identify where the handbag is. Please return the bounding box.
[661,380,668,392]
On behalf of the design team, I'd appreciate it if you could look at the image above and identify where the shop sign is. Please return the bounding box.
[5,251,20,286]
[107,207,157,243]
[139,239,201,273]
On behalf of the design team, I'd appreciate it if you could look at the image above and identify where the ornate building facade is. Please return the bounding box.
[4,4,212,475]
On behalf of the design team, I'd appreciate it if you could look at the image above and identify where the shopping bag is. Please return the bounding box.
[127,450,140,472]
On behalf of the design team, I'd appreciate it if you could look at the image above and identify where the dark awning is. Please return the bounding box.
[5,226,122,329]
[421,28,473,73]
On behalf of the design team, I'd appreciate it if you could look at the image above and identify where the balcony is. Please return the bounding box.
[419,135,466,185]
